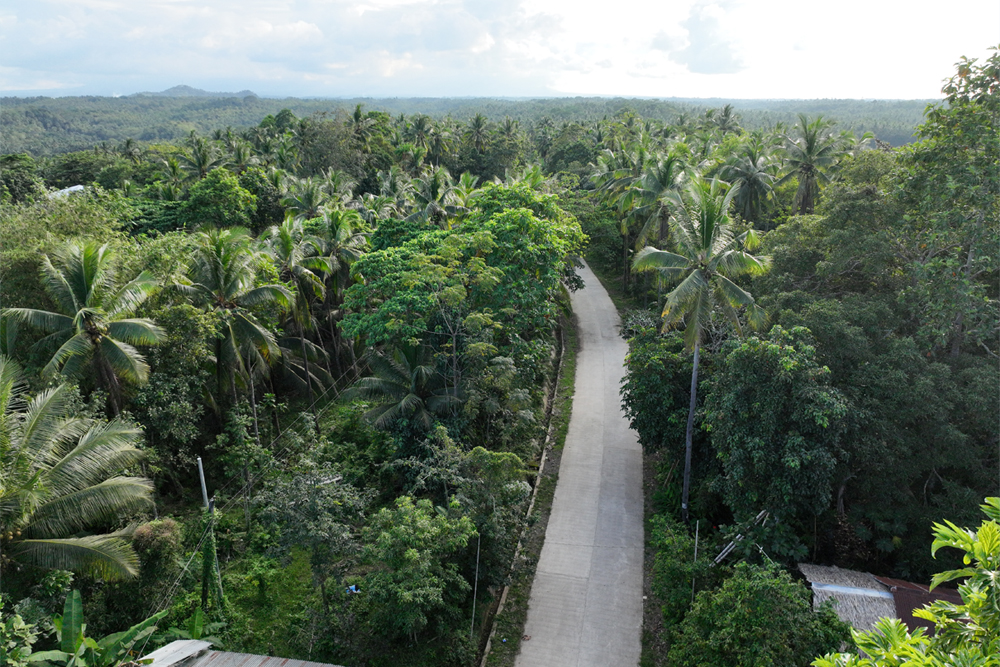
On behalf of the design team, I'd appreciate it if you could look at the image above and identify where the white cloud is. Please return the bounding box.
[0,0,997,98]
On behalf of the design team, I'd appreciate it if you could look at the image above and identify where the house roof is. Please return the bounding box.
[798,564,965,634]
[141,640,345,667]
[798,564,897,631]
[874,576,963,634]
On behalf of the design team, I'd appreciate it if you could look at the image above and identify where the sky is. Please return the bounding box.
[1,0,997,99]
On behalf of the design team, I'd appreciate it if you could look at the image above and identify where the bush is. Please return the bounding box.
[667,562,850,667]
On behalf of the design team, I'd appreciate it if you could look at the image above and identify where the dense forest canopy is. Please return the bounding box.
[1,91,931,156]
[0,46,996,667]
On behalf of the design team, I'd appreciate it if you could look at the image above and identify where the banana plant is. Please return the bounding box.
[26,590,167,667]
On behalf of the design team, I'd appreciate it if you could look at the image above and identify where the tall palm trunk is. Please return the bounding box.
[681,339,700,523]
[299,320,315,409]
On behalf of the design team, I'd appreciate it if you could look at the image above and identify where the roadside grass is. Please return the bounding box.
[584,256,648,316]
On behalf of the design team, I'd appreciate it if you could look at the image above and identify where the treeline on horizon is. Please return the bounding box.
[0,90,931,156]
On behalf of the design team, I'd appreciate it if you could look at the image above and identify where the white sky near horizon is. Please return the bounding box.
[0,0,996,99]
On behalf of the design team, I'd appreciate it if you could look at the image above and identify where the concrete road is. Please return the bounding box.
[515,262,643,667]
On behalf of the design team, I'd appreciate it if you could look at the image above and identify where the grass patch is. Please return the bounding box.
[482,314,579,667]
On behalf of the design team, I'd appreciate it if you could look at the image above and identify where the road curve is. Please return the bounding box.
[515,261,643,667]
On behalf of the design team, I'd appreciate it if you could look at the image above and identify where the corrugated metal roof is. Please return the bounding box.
[141,642,344,667]
[187,651,344,667]
[874,576,963,634]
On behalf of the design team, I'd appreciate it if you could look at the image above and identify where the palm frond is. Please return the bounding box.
[2,308,74,334]
[9,534,140,580]
[107,271,159,317]
[633,247,690,273]
[24,477,153,539]
[42,333,93,379]
[98,337,149,384]
[238,285,292,309]
[106,319,166,346]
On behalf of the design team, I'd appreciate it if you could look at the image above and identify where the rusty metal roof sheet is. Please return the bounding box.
[188,652,344,667]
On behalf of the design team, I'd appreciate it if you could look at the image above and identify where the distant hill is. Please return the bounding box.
[131,85,258,98]
[0,92,934,156]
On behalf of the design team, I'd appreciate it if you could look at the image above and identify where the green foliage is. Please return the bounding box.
[238,167,284,233]
[1,597,39,667]
[358,496,476,641]
[621,329,699,454]
[814,498,1000,667]
[0,154,45,204]
[0,356,154,579]
[895,48,999,357]
[648,514,717,629]
[178,167,256,229]
[707,326,848,530]
[26,590,168,667]
[0,188,129,313]
[667,563,850,667]
[256,464,369,599]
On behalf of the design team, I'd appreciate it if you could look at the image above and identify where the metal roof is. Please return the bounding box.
[141,641,344,667]
[186,651,344,667]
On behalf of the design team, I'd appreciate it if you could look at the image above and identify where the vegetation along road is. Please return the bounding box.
[516,261,643,667]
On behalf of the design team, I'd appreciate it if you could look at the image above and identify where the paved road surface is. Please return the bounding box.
[515,262,643,667]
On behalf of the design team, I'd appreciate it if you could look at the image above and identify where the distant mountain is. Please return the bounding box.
[131,85,257,98]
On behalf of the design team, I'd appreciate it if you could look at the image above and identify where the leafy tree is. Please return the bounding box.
[256,465,369,611]
[238,166,284,233]
[633,176,769,521]
[3,241,164,414]
[358,496,476,642]
[0,356,154,579]
[0,153,45,204]
[178,167,256,229]
[706,326,849,557]
[814,497,1000,667]
[895,48,999,357]
[667,562,850,667]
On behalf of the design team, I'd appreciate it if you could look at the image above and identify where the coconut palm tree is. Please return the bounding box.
[0,356,154,579]
[378,166,415,212]
[263,219,329,403]
[626,153,688,248]
[345,345,460,431]
[720,132,780,225]
[314,208,368,372]
[452,172,481,208]
[407,115,434,150]
[175,227,291,409]
[179,136,226,180]
[283,176,329,221]
[409,167,459,227]
[3,242,164,415]
[778,114,843,214]
[465,114,491,153]
[633,176,770,522]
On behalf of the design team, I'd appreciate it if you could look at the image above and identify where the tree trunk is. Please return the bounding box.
[300,321,315,409]
[681,339,700,523]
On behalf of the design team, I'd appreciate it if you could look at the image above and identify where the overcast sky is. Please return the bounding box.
[1,0,997,99]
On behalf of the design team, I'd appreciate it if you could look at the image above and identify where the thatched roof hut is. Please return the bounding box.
[798,564,897,631]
